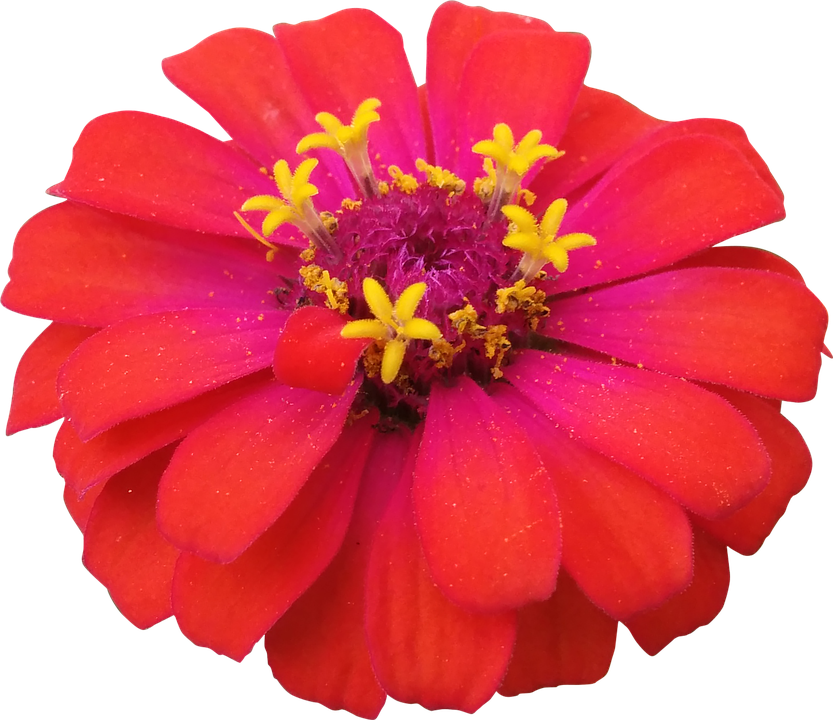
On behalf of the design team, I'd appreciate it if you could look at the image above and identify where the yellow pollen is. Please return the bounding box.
[388,165,419,194]
[483,325,511,379]
[297,97,382,197]
[474,158,498,203]
[502,199,596,282]
[241,158,341,259]
[341,279,442,384]
[473,123,564,216]
[299,265,349,313]
[448,304,487,338]
[496,280,551,331]
[233,211,281,262]
[415,159,466,194]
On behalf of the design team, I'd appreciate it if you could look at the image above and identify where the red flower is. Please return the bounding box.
[2,2,828,718]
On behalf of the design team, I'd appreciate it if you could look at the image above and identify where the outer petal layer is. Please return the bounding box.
[413,377,560,613]
[497,385,693,619]
[265,431,409,719]
[58,309,286,439]
[366,433,516,712]
[549,267,827,401]
[7,323,97,435]
[157,381,357,563]
[172,417,374,661]
[507,351,770,519]
[82,448,180,629]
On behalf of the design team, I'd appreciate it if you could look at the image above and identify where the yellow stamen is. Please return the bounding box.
[233,211,280,262]
[297,97,382,197]
[415,159,466,194]
[341,278,442,384]
[299,265,350,313]
[388,165,419,194]
[483,325,511,379]
[501,199,596,281]
[496,280,551,331]
[473,123,564,218]
[241,158,341,259]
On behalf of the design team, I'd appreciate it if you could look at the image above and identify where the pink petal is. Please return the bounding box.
[58,308,287,440]
[528,85,663,206]
[274,9,425,171]
[157,380,357,563]
[454,30,591,181]
[172,416,374,661]
[162,28,351,203]
[548,267,827,401]
[365,432,516,712]
[413,377,560,613]
[426,2,553,169]
[82,448,180,629]
[552,134,786,294]
[48,111,281,239]
[55,372,272,497]
[265,431,409,719]
[7,322,97,435]
[499,572,617,696]
[507,350,770,519]
[273,306,369,394]
[625,527,730,656]
[695,387,812,555]
[2,202,284,327]
[496,384,693,619]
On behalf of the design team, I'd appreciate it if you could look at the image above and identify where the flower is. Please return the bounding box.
[4,5,826,714]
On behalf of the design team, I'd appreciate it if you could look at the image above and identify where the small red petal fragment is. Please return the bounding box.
[554,134,786,294]
[626,527,730,656]
[508,351,770,519]
[64,480,106,532]
[82,448,180,629]
[265,430,408,719]
[55,372,272,497]
[414,377,560,613]
[48,112,278,239]
[157,381,357,563]
[58,309,287,440]
[695,387,813,555]
[173,416,374,661]
[273,306,370,394]
[366,433,516,712]
[550,267,827,401]
[499,572,617,696]
[496,385,693,619]
[7,323,97,435]
[1,203,283,328]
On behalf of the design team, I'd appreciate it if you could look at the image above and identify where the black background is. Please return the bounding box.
[2,3,830,719]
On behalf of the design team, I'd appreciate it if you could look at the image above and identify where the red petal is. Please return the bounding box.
[670,245,805,283]
[413,377,560,613]
[553,134,786,294]
[162,28,352,203]
[55,372,272,497]
[273,306,369,394]
[2,203,283,327]
[454,30,591,181]
[695,387,812,555]
[496,384,693,619]
[64,480,106,532]
[426,2,553,169]
[82,448,180,629]
[58,308,286,440]
[365,432,516,712]
[549,267,827,401]
[625,527,730,655]
[7,323,97,435]
[507,351,770,519]
[529,85,663,206]
[173,416,374,661]
[499,572,617,696]
[274,9,425,171]
[157,381,357,563]
[49,112,280,239]
[265,431,409,719]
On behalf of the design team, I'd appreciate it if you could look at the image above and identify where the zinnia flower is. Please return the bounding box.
[3,2,828,718]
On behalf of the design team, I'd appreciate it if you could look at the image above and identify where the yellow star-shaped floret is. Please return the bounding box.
[502,199,596,280]
[341,278,442,384]
[241,158,319,237]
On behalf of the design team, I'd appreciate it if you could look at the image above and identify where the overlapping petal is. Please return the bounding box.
[157,380,357,563]
[549,267,827,401]
[58,309,287,439]
[507,350,771,519]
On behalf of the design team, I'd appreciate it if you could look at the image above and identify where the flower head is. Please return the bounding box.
[2,3,828,719]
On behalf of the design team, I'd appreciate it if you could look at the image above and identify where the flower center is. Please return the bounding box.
[238,98,597,422]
